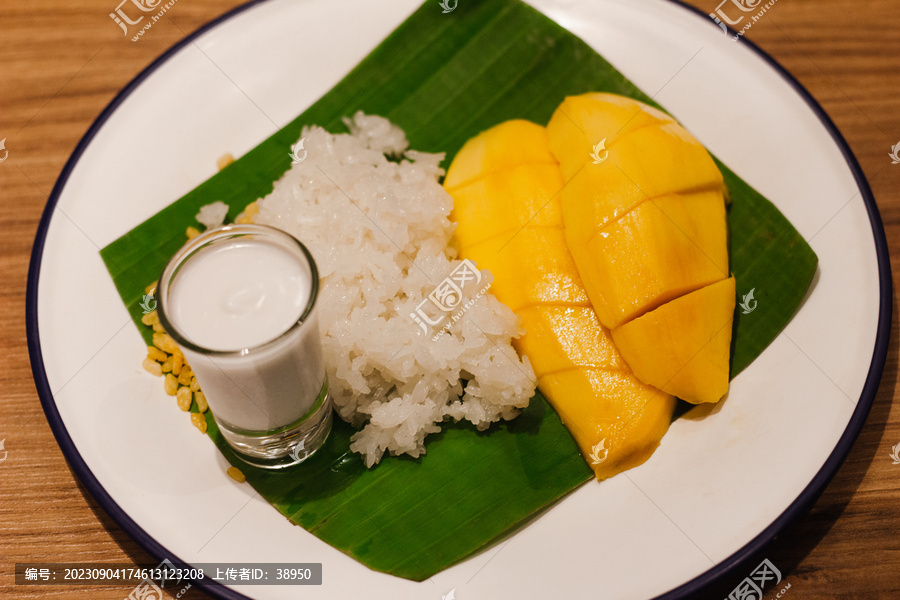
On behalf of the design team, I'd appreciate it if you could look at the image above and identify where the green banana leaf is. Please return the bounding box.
[100,0,817,582]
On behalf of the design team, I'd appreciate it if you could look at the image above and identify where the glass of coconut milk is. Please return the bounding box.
[157,224,331,469]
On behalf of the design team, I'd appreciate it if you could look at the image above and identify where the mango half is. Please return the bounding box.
[444,120,675,480]
[547,93,735,404]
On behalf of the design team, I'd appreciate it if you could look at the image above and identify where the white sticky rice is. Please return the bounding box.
[195,200,229,229]
[247,112,536,466]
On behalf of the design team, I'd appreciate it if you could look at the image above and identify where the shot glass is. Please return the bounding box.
[156,224,331,469]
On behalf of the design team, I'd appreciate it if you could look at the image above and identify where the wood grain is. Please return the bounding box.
[1,0,898,598]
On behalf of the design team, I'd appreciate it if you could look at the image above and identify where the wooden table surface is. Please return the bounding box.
[1,0,898,598]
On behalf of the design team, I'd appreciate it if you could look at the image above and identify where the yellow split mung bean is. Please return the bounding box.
[191,412,208,433]
[142,358,162,377]
[164,373,178,396]
[176,386,192,411]
[226,466,246,483]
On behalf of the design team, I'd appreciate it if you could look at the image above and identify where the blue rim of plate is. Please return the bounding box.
[25,1,891,598]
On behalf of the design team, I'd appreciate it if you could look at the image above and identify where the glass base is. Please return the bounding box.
[215,381,332,470]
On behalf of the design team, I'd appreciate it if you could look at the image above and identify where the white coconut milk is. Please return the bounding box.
[165,237,326,432]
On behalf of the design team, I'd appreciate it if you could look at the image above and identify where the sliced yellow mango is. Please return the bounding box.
[547,92,734,404]
[449,163,563,249]
[515,306,628,377]
[444,119,556,190]
[611,277,736,404]
[539,368,675,480]
[446,119,674,479]
[547,93,675,181]
[556,124,725,246]
[462,227,589,312]
[582,190,730,328]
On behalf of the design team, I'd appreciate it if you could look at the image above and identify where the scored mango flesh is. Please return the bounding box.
[547,93,735,404]
[444,119,675,480]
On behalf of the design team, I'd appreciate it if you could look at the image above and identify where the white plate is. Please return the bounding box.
[27,0,890,598]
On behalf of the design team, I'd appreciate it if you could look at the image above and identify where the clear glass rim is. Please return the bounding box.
[156,223,320,358]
